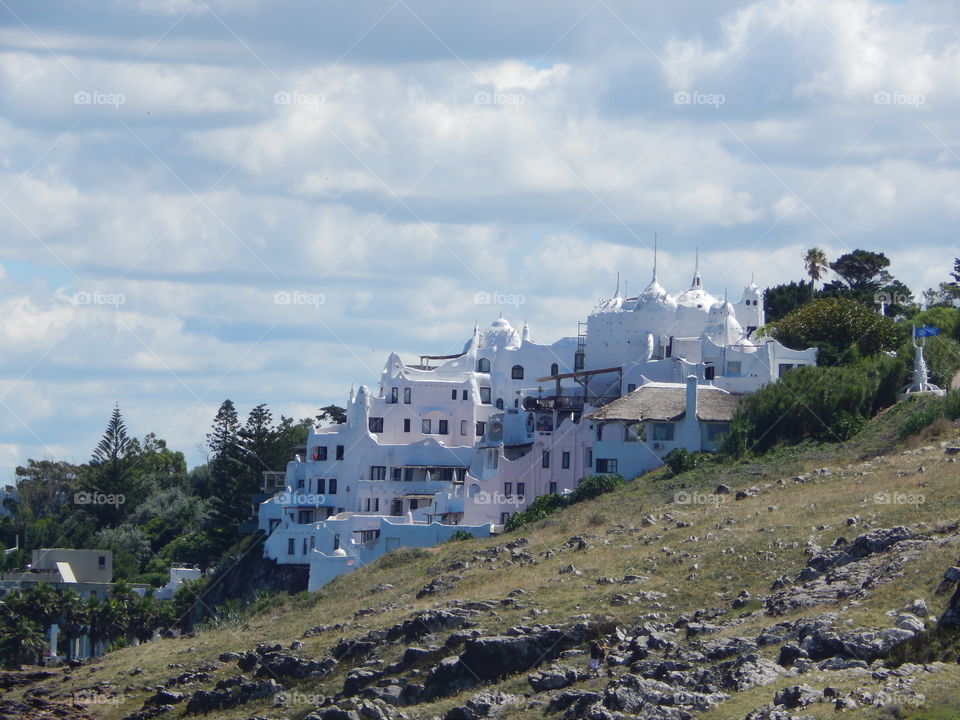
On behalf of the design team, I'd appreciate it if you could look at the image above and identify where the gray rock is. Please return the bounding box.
[527,664,581,692]
[773,684,822,708]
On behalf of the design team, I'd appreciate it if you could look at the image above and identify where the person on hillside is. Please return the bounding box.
[588,639,606,677]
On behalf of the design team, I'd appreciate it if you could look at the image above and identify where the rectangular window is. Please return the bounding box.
[438,419,448,435]
[404,418,411,433]
[333,534,340,551]
[390,387,399,404]
[596,458,618,473]
[336,445,344,460]
[374,498,380,512]
[404,387,412,404]
[562,451,570,469]
[371,466,386,481]
[302,538,307,554]
[517,482,525,498]
[549,481,557,494]
[369,417,384,433]
[504,482,513,497]
[541,451,550,468]
[652,423,675,441]
[296,477,305,489]
[706,423,730,442]
[585,448,592,468]
[451,389,458,400]
[500,512,510,524]
[310,535,315,550]
[725,360,742,377]
[365,498,371,511]
[317,446,328,461]
[409,499,418,510]
[391,467,402,482]
[98,555,106,569]
[317,478,326,494]
[329,478,337,494]
[460,419,468,436]
[595,424,603,441]
[476,421,486,437]
[404,468,415,482]
[422,419,432,434]
[287,538,295,555]
[778,363,796,377]
[462,389,468,400]
[479,387,491,404]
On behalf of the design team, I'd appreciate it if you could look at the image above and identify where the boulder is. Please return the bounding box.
[445,691,517,720]
[527,664,581,692]
[773,684,822,708]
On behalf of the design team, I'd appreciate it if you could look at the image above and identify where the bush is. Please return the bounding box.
[446,530,474,542]
[722,355,907,455]
[504,493,568,531]
[770,298,905,364]
[899,390,960,437]
[568,474,625,503]
[662,448,707,475]
[505,475,625,532]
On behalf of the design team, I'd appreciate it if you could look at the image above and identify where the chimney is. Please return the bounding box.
[685,375,698,421]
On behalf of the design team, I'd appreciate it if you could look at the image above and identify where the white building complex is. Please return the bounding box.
[259,264,817,590]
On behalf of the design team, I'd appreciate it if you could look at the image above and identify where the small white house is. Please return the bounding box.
[585,376,739,481]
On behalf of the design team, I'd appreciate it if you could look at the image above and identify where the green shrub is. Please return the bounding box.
[723,355,907,455]
[446,530,474,542]
[770,298,905,363]
[504,493,568,531]
[899,390,960,437]
[662,448,707,475]
[568,474,625,503]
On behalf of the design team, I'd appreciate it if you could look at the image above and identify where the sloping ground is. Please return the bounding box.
[8,400,960,720]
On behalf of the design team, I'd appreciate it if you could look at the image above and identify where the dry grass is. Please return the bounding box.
[12,406,960,719]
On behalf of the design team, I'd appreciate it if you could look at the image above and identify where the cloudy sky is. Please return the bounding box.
[1,0,958,471]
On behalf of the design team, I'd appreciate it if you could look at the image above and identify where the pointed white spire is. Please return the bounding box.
[691,247,702,289]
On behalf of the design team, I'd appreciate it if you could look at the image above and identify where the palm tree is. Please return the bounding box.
[0,616,48,666]
[804,247,829,299]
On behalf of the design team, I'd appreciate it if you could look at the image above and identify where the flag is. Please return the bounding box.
[915,326,940,338]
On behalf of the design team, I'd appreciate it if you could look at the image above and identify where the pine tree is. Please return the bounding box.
[206,400,249,547]
[82,404,137,525]
[239,404,276,491]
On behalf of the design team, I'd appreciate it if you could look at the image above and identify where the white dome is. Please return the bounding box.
[629,278,677,312]
[702,301,743,345]
[676,287,716,311]
[332,547,347,557]
[478,316,521,350]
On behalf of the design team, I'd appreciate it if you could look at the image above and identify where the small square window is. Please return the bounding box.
[368,417,384,433]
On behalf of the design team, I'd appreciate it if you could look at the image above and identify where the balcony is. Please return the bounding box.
[261,471,287,492]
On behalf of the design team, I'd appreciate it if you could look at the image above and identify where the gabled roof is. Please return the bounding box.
[586,383,739,423]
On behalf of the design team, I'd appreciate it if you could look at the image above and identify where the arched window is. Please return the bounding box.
[495,398,504,410]
[511,365,524,379]
[550,363,559,376]
[477,358,491,373]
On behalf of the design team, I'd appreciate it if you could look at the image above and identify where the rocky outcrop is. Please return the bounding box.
[184,676,283,714]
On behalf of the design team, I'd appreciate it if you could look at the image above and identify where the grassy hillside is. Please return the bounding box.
[8,396,960,720]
